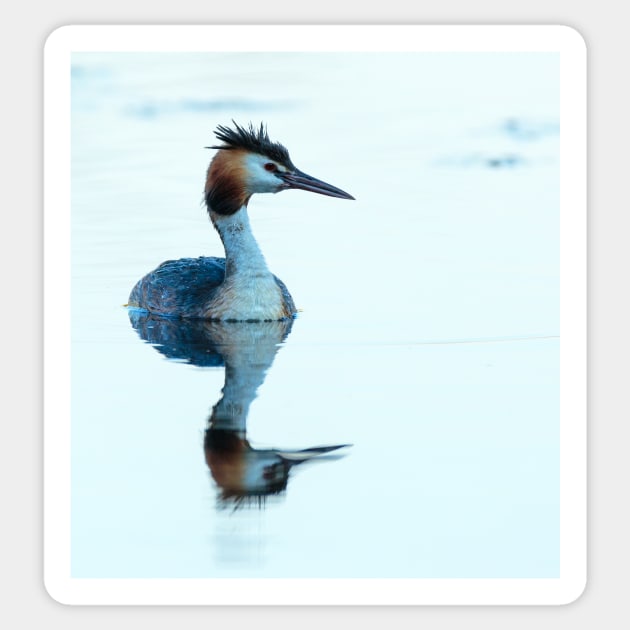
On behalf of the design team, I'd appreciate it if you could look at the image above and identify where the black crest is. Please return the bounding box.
[208,121,295,169]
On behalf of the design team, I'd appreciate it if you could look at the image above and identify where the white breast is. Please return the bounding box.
[206,207,287,321]
[207,273,286,321]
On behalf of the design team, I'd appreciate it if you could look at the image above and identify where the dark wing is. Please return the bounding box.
[128,256,226,318]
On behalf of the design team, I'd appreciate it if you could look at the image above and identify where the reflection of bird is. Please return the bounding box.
[128,312,352,507]
[203,321,351,505]
[128,122,354,321]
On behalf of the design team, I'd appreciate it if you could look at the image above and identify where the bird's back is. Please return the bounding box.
[128,256,227,318]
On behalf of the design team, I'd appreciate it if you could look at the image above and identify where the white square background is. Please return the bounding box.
[44,24,585,606]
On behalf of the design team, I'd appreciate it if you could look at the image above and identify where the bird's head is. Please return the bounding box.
[204,122,354,216]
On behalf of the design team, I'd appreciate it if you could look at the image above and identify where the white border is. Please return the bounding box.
[44,25,586,606]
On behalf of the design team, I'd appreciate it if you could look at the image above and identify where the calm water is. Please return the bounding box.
[70,52,560,578]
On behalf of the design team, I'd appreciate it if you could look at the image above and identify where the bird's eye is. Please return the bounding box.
[264,162,277,172]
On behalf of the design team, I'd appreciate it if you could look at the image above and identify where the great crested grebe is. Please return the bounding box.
[128,122,354,321]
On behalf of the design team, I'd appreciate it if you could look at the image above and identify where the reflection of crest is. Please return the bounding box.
[129,310,350,507]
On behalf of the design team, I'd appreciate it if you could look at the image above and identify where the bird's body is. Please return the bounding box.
[128,122,354,321]
[128,256,295,321]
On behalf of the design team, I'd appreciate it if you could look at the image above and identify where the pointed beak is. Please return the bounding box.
[280,169,355,200]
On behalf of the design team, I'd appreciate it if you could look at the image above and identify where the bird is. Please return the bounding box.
[127,122,355,321]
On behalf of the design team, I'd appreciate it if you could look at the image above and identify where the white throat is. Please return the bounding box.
[208,206,285,321]
[213,206,270,278]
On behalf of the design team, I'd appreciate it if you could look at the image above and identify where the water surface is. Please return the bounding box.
[71,52,560,578]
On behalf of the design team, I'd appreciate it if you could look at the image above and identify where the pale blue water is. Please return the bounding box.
[70,52,560,578]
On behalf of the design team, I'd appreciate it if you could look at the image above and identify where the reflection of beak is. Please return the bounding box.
[280,169,355,200]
